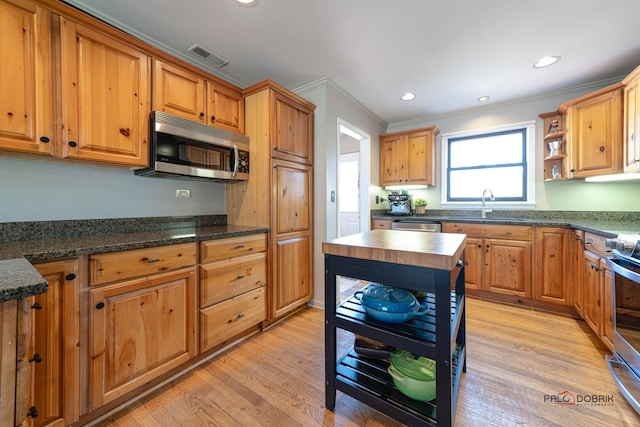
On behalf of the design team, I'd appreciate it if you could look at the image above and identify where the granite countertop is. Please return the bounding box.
[0,223,269,303]
[371,214,640,238]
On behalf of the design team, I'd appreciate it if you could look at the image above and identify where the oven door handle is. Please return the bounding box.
[607,257,640,282]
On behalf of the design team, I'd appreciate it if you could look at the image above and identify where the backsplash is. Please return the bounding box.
[0,215,226,243]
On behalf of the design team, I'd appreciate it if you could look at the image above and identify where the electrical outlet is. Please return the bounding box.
[176,189,191,198]
[376,196,380,204]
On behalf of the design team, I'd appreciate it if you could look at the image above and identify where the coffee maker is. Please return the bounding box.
[387,193,412,215]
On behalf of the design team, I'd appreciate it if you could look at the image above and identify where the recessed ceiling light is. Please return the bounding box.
[533,56,561,68]
[236,0,258,5]
[477,96,490,102]
[401,93,416,101]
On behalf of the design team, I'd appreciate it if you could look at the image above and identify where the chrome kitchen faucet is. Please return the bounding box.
[481,188,495,218]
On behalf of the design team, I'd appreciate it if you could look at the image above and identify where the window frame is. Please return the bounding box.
[440,121,536,209]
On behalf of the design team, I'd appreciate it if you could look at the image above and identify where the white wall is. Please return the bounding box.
[0,157,226,222]
[383,78,640,211]
[296,78,387,310]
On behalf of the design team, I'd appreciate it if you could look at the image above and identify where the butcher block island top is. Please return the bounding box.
[322,229,466,271]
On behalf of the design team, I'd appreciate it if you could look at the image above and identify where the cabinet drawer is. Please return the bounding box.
[443,222,532,240]
[200,287,266,352]
[200,234,267,263]
[371,220,392,230]
[200,252,267,307]
[584,232,611,258]
[89,243,197,286]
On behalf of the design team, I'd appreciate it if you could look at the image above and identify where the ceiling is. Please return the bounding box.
[64,0,640,125]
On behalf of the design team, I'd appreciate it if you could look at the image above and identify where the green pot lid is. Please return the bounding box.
[390,350,436,381]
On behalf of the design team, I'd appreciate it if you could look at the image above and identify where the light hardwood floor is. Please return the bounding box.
[93,298,640,427]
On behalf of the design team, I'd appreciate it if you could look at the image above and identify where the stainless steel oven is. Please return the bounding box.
[606,234,640,414]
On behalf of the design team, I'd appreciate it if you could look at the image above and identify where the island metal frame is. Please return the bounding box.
[324,254,466,426]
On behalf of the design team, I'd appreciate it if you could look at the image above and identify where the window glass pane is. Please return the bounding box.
[450,132,523,168]
[449,166,524,199]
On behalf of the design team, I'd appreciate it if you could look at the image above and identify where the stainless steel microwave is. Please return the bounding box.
[135,111,250,182]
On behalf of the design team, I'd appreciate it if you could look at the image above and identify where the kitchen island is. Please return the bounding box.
[323,229,466,426]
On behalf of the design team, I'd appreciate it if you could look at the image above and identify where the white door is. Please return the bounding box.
[339,151,360,237]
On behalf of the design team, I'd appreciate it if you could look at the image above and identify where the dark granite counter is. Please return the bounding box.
[371,209,640,238]
[0,216,269,303]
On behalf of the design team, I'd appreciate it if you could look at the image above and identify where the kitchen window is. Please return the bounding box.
[440,121,535,208]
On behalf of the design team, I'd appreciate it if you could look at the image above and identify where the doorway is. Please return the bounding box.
[337,119,369,237]
[337,118,370,297]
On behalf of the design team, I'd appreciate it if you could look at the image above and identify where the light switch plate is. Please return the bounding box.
[176,189,191,198]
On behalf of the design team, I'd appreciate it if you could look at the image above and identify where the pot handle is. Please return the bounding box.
[388,365,409,383]
[413,302,430,316]
[353,291,363,302]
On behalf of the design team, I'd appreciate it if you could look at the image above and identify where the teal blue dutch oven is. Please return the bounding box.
[354,283,429,323]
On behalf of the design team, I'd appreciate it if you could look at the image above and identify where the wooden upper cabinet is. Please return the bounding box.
[153,59,205,122]
[207,81,244,134]
[272,91,313,164]
[565,83,623,178]
[623,65,640,172]
[380,126,438,187]
[153,59,244,134]
[60,17,150,167]
[0,0,54,156]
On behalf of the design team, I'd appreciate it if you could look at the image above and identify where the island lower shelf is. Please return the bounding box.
[336,344,465,425]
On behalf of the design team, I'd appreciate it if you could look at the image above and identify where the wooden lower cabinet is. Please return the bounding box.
[200,287,266,352]
[484,238,532,298]
[274,233,312,319]
[28,259,80,427]
[601,258,615,351]
[442,223,532,297]
[88,267,196,410]
[198,234,268,353]
[580,249,603,337]
[371,219,392,230]
[1,298,32,427]
[534,227,572,305]
[461,237,483,291]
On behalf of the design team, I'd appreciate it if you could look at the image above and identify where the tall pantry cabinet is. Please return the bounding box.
[227,80,315,323]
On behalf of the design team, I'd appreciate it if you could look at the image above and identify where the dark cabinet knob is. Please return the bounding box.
[29,353,43,363]
[570,168,575,172]
[27,406,38,419]
[95,302,105,310]
[40,136,50,143]
[31,302,42,310]
[599,146,605,152]
[68,141,77,148]
[210,115,216,122]
[199,112,205,118]
[65,273,76,281]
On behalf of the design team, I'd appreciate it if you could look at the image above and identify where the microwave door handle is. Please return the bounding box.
[232,144,239,177]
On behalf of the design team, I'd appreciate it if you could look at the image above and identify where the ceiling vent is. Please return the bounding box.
[187,44,229,68]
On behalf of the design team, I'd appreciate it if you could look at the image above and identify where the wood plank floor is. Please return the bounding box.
[93,298,640,426]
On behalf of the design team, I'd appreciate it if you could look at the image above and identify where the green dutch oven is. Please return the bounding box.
[388,350,436,401]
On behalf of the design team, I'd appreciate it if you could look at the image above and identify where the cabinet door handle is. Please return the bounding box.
[236,275,245,279]
[95,302,105,310]
[144,258,160,263]
[68,141,77,148]
[199,112,205,118]
[505,232,513,235]
[27,406,38,419]
[29,353,43,363]
[31,302,42,310]
[65,273,76,281]
[235,245,245,249]
[599,146,605,152]
[585,241,592,245]
[210,115,216,123]
[236,313,245,320]
[40,136,50,143]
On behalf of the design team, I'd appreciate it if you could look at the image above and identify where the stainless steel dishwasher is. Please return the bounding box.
[391,220,441,232]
